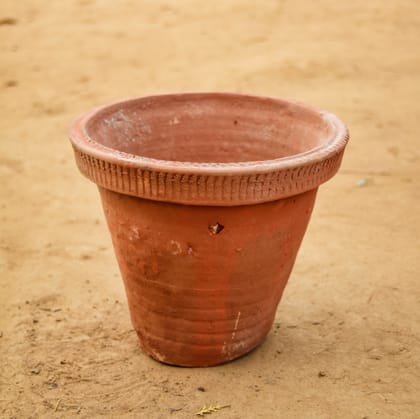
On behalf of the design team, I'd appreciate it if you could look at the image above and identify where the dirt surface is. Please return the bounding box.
[1,1,419,418]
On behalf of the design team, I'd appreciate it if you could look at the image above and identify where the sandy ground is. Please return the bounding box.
[1,1,419,418]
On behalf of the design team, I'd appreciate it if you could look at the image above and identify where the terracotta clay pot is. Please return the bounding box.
[69,93,349,367]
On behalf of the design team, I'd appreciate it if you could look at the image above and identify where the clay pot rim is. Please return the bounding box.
[69,92,349,176]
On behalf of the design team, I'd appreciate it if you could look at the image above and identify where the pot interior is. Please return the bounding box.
[85,94,335,163]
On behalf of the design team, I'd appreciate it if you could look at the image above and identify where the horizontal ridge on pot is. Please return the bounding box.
[69,93,349,206]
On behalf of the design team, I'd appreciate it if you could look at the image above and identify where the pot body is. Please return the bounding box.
[99,186,317,366]
[69,93,349,366]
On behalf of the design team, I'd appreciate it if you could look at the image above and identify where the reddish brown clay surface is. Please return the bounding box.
[69,93,348,366]
[100,187,317,366]
[2,1,420,417]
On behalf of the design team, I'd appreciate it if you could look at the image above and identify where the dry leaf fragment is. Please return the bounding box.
[196,404,230,416]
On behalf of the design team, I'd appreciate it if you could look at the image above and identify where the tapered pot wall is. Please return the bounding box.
[99,187,317,366]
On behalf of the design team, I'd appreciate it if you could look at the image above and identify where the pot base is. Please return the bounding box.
[137,331,267,367]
